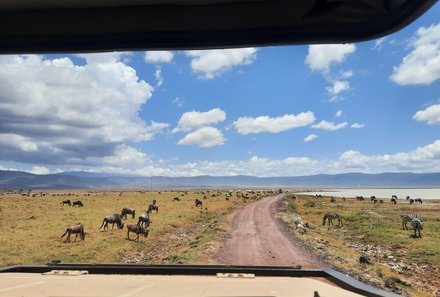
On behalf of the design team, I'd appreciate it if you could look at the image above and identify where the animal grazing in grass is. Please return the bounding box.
[400,214,421,230]
[390,197,397,204]
[173,197,180,202]
[406,196,410,200]
[409,199,415,204]
[147,204,159,214]
[370,196,376,201]
[61,223,85,243]
[99,214,124,231]
[356,196,364,201]
[322,213,343,227]
[415,198,423,204]
[379,199,384,203]
[137,212,151,228]
[411,217,423,238]
[195,199,203,207]
[126,224,149,241]
[72,200,83,207]
[60,199,71,206]
[121,208,136,219]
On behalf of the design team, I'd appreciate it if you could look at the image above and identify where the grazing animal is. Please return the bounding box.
[173,197,180,202]
[72,200,83,207]
[126,224,149,241]
[147,204,159,214]
[60,200,71,206]
[392,195,398,200]
[370,196,376,201]
[411,218,423,238]
[322,213,343,227]
[356,196,364,201]
[61,223,85,242]
[409,199,414,204]
[406,196,411,200]
[195,199,203,207]
[379,199,384,203]
[391,197,397,204]
[99,214,124,231]
[121,208,136,219]
[400,214,421,230]
[359,256,372,265]
[415,198,423,204]
[137,212,152,228]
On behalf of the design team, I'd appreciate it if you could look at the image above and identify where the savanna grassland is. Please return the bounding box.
[0,190,251,266]
[282,194,440,297]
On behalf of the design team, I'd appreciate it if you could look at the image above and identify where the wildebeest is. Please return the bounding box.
[322,213,343,227]
[390,197,397,204]
[61,223,85,243]
[147,204,159,214]
[173,197,180,202]
[195,199,203,207]
[137,212,151,228]
[126,224,149,241]
[411,218,423,238]
[72,200,83,207]
[99,214,124,231]
[121,208,135,219]
[409,199,415,204]
[60,200,71,206]
[370,196,376,202]
[415,198,423,204]
[356,196,364,201]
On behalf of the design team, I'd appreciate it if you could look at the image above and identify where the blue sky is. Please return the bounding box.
[0,4,440,177]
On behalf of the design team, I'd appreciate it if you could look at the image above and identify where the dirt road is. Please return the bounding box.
[216,195,323,268]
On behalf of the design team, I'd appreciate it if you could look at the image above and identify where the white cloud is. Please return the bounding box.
[391,23,440,85]
[326,80,350,95]
[177,127,226,148]
[312,120,348,131]
[304,134,318,142]
[341,70,353,78]
[30,166,50,175]
[0,54,163,165]
[172,97,184,108]
[173,108,226,133]
[144,51,174,63]
[335,110,343,117]
[185,48,257,79]
[351,123,365,128]
[372,37,387,51]
[305,44,356,73]
[155,66,164,87]
[233,112,315,134]
[413,103,440,124]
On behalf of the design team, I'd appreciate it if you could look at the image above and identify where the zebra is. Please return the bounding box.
[415,198,423,204]
[400,214,421,230]
[322,212,343,227]
[391,197,397,204]
[411,218,423,238]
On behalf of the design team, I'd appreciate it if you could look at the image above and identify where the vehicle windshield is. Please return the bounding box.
[0,3,439,297]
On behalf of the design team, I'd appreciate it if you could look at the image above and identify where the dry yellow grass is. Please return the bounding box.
[0,190,243,266]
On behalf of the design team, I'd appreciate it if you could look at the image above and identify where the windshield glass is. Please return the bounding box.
[0,3,439,297]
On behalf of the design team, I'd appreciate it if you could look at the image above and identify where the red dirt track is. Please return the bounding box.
[216,195,324,268]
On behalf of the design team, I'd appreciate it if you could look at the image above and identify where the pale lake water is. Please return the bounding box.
[295,188,440,200]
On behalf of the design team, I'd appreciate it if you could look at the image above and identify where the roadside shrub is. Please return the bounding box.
[304,201,316,208]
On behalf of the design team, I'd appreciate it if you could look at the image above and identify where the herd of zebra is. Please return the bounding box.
[354,195,423,205]
[322,212,424,238]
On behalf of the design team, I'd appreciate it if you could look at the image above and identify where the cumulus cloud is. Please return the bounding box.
[312,120,348,131]
[144,51,174,63]
[413,103,440,125]
[185,48,257,79]
[173,108,226,133]
[305,44,356,73]
[177,127,226,148]
[351,123,365,128]
[326,80,350,95]
[233,112,315,135]
[30,166,50,175]
[0,54,167,166]
[391,23,440,85]
[304,134,318,142]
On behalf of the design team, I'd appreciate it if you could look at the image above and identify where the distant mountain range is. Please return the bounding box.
[1,170,440,189]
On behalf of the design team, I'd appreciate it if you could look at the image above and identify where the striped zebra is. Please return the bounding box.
[411,217,423,238]
[322,212,343,227]
[400,214,419,230]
